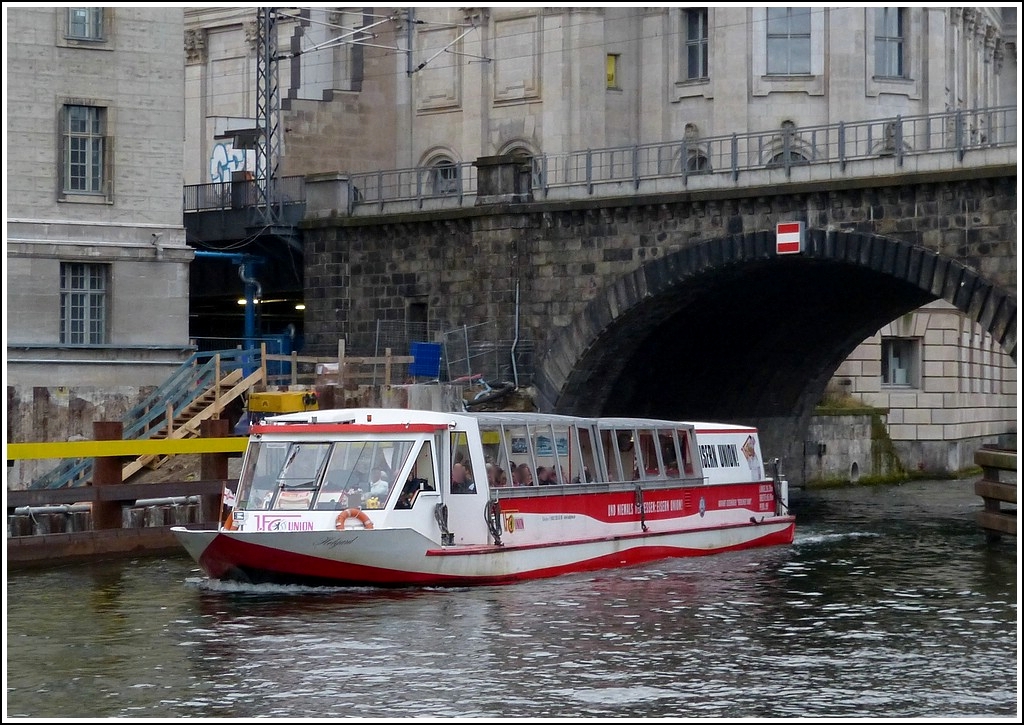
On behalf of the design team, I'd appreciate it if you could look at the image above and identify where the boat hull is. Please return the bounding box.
[172,515,795,587]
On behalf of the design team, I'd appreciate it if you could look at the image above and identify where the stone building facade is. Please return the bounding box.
[183,7,1015,180]
[6,7,193,465]
[827,300,1016,473]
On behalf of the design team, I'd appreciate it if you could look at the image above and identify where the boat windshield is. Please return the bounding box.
[234,438,418,511]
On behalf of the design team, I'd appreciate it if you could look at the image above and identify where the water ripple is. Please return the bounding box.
[5,478,1018,718]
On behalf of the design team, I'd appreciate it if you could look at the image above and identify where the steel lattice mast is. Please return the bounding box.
[254,7,280,228]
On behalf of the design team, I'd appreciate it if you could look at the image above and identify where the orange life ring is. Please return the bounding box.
[335,508,374,530]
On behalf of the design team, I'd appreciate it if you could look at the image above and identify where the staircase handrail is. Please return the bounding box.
[123,348,258,440]
[29,347,262,489]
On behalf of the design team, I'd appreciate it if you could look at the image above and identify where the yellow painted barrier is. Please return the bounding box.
[5,437,249,461]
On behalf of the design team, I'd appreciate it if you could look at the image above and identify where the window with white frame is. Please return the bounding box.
[874,7,905,78]
[60,262,110,345]
[881,337,918,387]
[62,105,108,196]
[67,8,104,40]
[766,7,811,75]
[683,8,709,80]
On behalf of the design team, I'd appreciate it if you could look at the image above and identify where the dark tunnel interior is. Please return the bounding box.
[561,256,937,423]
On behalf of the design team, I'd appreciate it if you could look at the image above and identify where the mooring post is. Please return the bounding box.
[200,418,231,523]
[91,421,124,530]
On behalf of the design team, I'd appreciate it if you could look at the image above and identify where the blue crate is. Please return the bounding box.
[409,342,442,379]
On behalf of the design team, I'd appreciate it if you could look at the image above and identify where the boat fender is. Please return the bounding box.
[335,508,374,530]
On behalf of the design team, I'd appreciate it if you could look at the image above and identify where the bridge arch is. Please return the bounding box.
[534,228,1016,427]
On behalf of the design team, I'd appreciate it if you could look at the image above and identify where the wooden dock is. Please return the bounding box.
[974,446,1017,541]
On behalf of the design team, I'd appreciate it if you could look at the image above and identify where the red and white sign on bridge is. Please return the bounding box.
[776,221,805,255]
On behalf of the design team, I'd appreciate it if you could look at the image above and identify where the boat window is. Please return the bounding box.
[367,439,414,508]
[544,421,577,483]
[450,431,477,494]
[636,429,662,479]
[268,442,331,509]
[505,425,535,485]
[532,422,558,484]
[679,428,696,476]
[481,426,512,488]
[317,439,416,510]
[600,428,629,482]
[742,434,762,480]
[552,421,577,483]
[661,429,683,477]
[278,443,331,486]
[575,426,600,483]
[397,441,437,509]
[318,441,371,509]
[235,440,288,510]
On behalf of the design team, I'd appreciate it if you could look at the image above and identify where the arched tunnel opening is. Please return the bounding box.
[595,257,937,422]
[548,253,945,479]
[552,254,950,430]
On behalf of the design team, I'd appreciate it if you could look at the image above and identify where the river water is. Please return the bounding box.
[4,478,1018,720]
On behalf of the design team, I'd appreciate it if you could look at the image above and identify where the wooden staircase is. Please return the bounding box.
[121,366,264,481]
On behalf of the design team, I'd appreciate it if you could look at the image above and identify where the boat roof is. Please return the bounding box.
[684,421,759,434]
[259,407,747,433]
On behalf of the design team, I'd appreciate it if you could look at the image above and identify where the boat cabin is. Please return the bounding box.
[226,409,775,544]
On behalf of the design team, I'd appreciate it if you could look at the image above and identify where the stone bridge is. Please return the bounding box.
[300,153,1016,478]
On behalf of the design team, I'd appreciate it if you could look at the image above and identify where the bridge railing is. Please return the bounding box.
[534,106,1017,192]
[183,175,306,213]
[348,161,478,211]
[181,106,1015,214]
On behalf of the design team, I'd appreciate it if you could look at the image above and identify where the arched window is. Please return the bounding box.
[430,159,459,196]
[766,150,808,168]
[686,153,711,173]
[766,121,809,168]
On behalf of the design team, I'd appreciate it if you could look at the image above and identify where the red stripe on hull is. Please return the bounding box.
[196,520,795,588]
[500,481,777,523]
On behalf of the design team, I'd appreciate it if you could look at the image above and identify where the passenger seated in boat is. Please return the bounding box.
[396,475,431,509]
[451,463,476,494]
[514,463,534,486]
[491,466,508,487]
[369,470,390,498]
[537,466,555,485]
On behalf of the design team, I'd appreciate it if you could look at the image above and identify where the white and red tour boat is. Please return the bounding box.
[172,408,794,587]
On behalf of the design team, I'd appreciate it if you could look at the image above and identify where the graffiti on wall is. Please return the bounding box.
[209,143,256,183]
